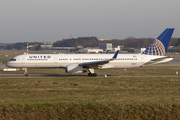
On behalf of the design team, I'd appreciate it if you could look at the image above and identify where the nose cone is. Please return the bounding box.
[5,61,10,67]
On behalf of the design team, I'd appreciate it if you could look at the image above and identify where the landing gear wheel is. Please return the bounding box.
[25,74,28,77]
[93,73,97,77]
[88,73,93,77]
[88,73,97,77]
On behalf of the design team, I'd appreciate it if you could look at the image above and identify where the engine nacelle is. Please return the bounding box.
[65,64,87,74]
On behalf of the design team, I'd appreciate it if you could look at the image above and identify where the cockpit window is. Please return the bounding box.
[10,59,16,61]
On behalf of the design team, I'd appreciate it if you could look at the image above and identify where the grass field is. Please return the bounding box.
[1,77,180,104]
[1,77,180,119]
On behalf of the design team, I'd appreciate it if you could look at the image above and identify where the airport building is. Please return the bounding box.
[112,45,124,52]
[78,48,103,53]
[52,47,75,53]
[168,46,180,52]
[41,45,53,50]
[99,43,124,52]
[99,43,112,51]
[133,48,146,53]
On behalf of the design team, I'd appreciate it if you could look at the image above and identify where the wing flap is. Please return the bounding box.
[79,60,108,68]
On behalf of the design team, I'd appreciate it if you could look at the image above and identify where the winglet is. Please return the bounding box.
[113,50,119,58]
[110,50,119,61]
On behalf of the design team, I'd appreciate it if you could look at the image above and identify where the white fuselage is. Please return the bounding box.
[6,53,172,69]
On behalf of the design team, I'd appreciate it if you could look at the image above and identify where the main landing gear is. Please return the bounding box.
[88,73,97,77]
[87,68,97,77]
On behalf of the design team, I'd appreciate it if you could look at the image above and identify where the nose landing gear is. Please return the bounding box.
[22,68,28,77]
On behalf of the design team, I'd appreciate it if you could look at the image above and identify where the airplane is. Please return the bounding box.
[6,28,174,77]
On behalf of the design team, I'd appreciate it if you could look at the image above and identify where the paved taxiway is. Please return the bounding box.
[0,73,180,78]
[0,56,180,78]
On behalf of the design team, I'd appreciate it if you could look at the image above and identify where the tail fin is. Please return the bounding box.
[141,28,174,56]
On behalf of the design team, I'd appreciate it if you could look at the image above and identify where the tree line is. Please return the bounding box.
[0,42,42,51]
[1,37,180,50]
[53,37,99,47]
[53,37,180,48]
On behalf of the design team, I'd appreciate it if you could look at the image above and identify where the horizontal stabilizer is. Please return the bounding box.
[143,56,173,65]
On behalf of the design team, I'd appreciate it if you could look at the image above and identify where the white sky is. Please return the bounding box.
[0,0,180,43]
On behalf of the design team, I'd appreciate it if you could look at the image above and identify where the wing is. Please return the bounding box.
[79,50,119,68]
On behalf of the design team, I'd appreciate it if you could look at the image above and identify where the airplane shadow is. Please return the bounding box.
[32,74,90,77]
[35,74,112,77]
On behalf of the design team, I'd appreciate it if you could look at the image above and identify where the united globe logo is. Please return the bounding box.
[141,39,165,56]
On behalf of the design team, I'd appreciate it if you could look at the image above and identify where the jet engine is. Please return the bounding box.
[65,64,87,74]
